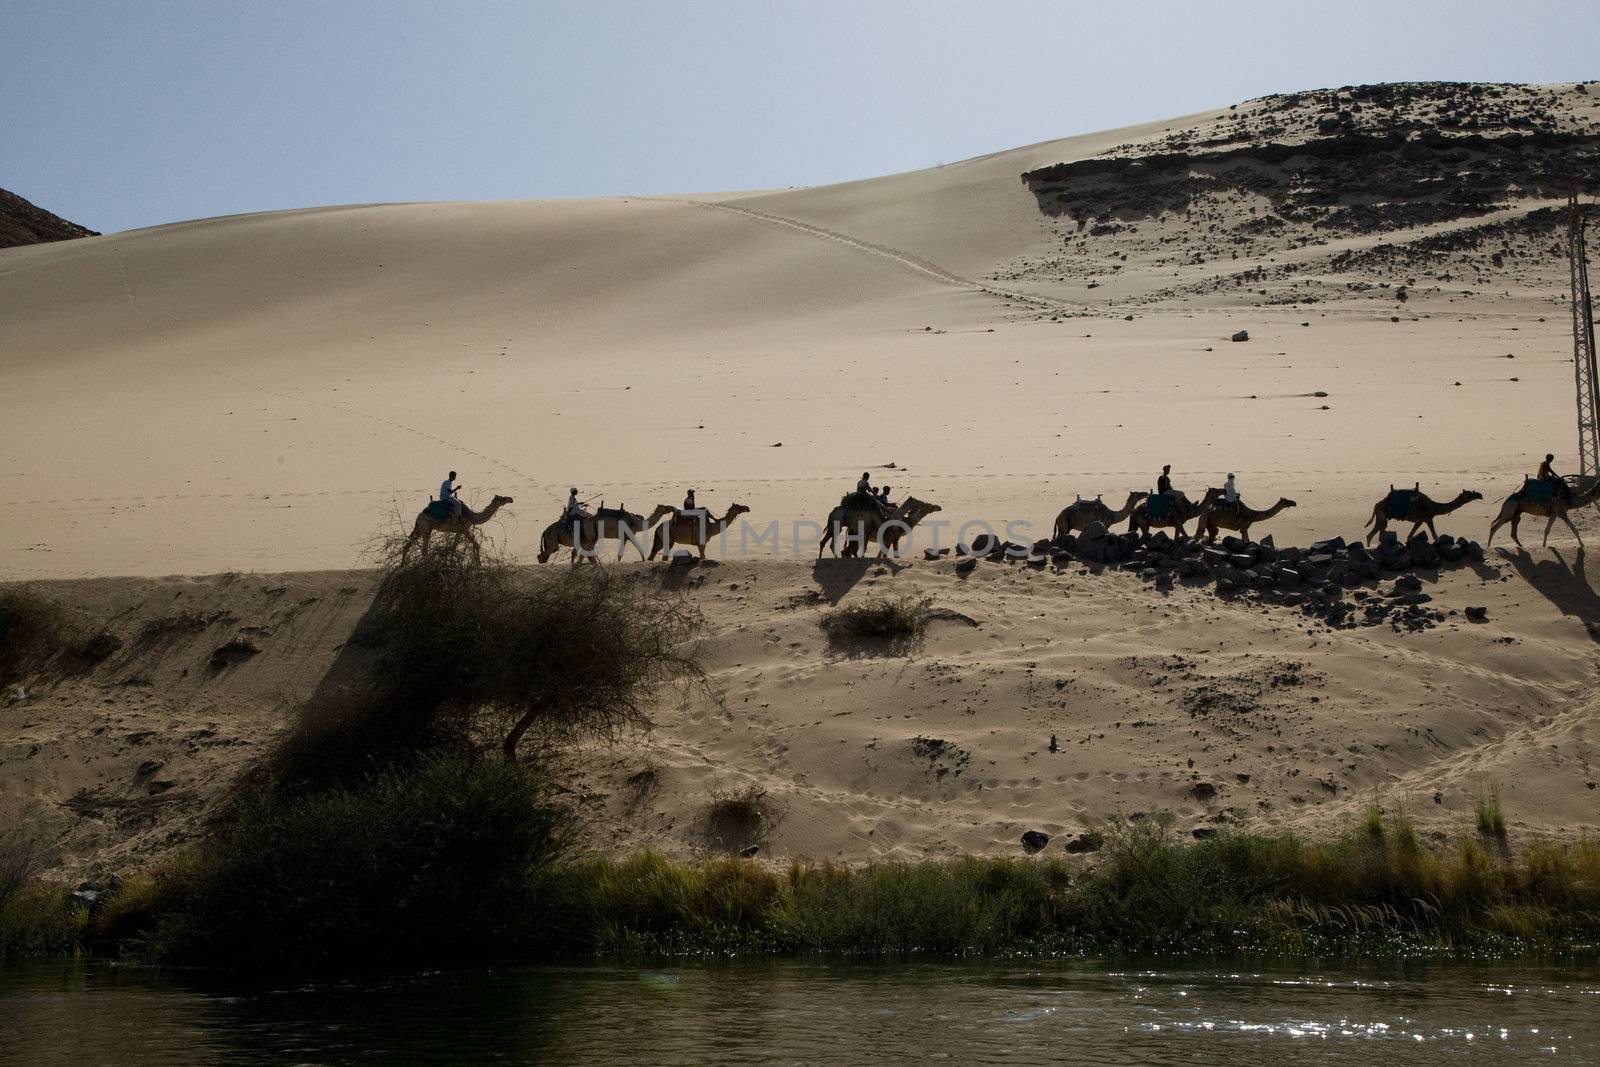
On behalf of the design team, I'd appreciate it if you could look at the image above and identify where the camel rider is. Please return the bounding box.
[439,471,463,518]
[683,488,696,511]
[563,488,591,527]
[878,486,894,511]
[1156,465,1173,497]
[1537,454,1573,502]
[857,472,873,494]
[1223,473,1238,505]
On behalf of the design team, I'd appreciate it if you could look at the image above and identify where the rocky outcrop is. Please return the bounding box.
[1,187,98,248]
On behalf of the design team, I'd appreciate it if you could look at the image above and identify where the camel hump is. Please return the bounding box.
[1384,487,1420,518]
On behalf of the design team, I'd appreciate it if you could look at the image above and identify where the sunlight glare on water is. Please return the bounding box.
[1,960,1596,1064]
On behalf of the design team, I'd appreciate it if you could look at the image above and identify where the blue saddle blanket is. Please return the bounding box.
[1385,490,1419,519]
[1147,493,1175,520]
[425,500,455,521]
[1515,479,1558,505]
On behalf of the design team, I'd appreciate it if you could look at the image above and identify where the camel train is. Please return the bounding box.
[404,462,1594,566]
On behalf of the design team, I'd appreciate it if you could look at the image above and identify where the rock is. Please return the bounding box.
[1231,330,1250,342]
[1393,574,1423,593]
[1465,606,1488,622]
[1021,830,1051,854]
[970,533,999,556]
[1408,541,1439,568]
[955,557,977,575]
[1310,536,1346,554]
[1190,782,1218,801]
[1191,827,1218,840]
[924,548,942,561]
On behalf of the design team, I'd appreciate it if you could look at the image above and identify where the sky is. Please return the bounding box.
[6,0,1596,234]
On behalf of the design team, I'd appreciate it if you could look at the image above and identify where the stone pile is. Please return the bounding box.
[959,522,1487,632]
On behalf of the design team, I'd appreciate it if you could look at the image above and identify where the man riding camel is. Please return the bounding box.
[439,471,463,518]
[1537,453,1574,503]
[1156,465,1173,497]
[563,487,592,528]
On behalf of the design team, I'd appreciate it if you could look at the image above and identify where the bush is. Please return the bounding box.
[0,587,68,685]
[819,596,931,647]
[0,830,85,959]
[701,784,784,854]
[272,538,706,788]
[148,754,571,966]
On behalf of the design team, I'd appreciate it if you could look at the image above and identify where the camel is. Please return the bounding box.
[1127,488,1220,537]
[836,497,942,559]
[817,496,940,558]
[1197,496,1297,543]
[1487,479,1599,548]
[404,495,513,561]
[648,503,751,560]
[1053,492,1149,542]
[537,503,674,564]
[1364,487,1482,545]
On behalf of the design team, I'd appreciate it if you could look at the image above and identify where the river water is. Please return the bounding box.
[2,959,1597,1064]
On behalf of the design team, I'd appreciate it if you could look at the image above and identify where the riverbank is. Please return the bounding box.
[8,801,1600,965]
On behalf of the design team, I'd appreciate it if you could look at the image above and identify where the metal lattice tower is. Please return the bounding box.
[1571,191,1599,480]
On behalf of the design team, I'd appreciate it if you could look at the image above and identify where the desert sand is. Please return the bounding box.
[4,81,1600,875]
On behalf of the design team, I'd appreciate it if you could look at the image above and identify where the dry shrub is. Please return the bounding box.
[273,534,707,788]
[701,784,785,854]
[819,595,931,650]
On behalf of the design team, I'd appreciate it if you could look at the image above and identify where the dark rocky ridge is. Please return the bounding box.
[1,187,98,249]
[1002,81,1599,309]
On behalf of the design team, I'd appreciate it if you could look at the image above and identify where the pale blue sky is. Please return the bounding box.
[6,0,1594,234]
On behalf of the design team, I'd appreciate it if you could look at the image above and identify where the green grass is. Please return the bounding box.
[0,830,86,960]
[35,806,1600,964]
[1475,788,1509,848]
[538,811,1600,959]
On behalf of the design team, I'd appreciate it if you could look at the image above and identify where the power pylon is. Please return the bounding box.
[1571,190,1598,483]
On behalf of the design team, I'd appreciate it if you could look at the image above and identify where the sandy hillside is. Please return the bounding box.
[6,547,1600,878]
[4,80,1600,873]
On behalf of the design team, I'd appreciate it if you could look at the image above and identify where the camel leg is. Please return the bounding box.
[1510,513,1523,548]
[1365,520,1382,546]
[698,543,707,561]
[1562,511,1584,546]
[1543,513,1557,547]
[1487,515,1503,546]
[1425,519,1439,540]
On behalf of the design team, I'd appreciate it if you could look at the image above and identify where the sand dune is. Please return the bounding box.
[4,81,1600,873]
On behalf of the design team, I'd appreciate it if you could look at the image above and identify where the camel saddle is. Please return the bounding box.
[424,500,454,521]
[1385,488,1419,519]
[1146,492,1176,520]
[1515,478,1559,505]
[840,491,882,510]
[594,506,631,521]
